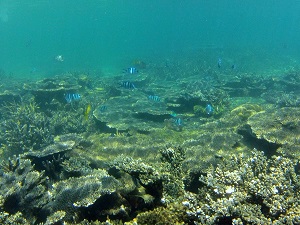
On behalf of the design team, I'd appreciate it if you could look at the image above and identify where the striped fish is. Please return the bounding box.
[148,95,160,101]
[121,81,136,89]
[123,67,138,74]
[64,93,81,103]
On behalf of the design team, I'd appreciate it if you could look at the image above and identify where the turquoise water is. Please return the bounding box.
[1,0,300,78]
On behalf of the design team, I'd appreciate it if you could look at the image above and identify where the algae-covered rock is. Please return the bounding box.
[93,94,171,131]
[230,103,263,120]
[247,107,300,145]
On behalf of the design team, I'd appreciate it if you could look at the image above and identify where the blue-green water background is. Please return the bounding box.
[1,0,300,78]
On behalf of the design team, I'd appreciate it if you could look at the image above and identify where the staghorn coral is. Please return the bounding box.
[44,210,66,225]
[50,109,89,135]
[0,153,139,224]
[0,156,49,223]
[0,100,53,156]
[61,156,93,178]
[183,150,300,224]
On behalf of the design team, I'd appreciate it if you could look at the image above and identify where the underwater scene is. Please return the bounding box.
[1,1,300,224]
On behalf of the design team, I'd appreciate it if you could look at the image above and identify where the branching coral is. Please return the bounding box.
[0,100,53,155]
[185,150,300,224]
[0,156,49,223]
[111,145,187,205]
[50,109,88,135]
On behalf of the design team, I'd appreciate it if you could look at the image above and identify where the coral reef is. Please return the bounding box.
[0,211,29,225]
[111,155,161,188]
[0,56,300,224]
[25,138,76,180]
[159,145,186,203]
[262,90,300,107]
[93,94,171,131]
[0,152,138,224]
[222,74,268,97]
